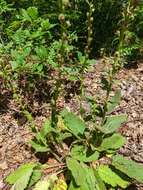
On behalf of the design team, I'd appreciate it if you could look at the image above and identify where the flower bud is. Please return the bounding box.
[57,53,61,58]
[58,14,65,22]
[90,4,94,9]
[62,0,70,7]
[92,8,95,12]
[90,17,94,22]
[85,46,89,51]
[88,37,92,43]
[86,12,90,17]
[90,30,93,35]
[88,26,91,31]
[87,49,91,54]
[66,20,71,27]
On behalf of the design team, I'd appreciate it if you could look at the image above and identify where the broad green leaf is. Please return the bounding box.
[97,133,125,152]
[68,180,86,190]
[102,115,127,134]
[107,90,121,113]
[33,174,57,190]
[70,145,86,161]
[66,158,86,186]
[85,151,99,162]
[41,119,56,136]
[6,163,37,184]
[27,7,38,19]
[98,165,129,188]
[94,170,106,190]
[10,170,33,190]
[31,119,58,152]
[61,110,86,137]
[71,145,99,162]
[86,168,98,190]
[28,169,42,187]
[31,140,49,153]
[112,155,143,183]
[66,158,97,190]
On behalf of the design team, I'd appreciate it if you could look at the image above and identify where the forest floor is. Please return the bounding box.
[0,61,143,190]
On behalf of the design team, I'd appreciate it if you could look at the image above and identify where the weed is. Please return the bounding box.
[2,0,143,190]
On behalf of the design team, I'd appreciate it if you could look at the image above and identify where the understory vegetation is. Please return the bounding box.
[0,0,143,189]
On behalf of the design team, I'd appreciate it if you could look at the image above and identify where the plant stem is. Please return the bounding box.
[51,0,67,127]
[79,0,94,115]
[101,1,132,125]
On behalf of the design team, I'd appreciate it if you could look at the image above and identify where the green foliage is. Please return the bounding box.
[3,0,143,190]
[97,165,129,188]
[70,145,99,162]
[102,115,127,134]
[107,90,121,113]
[6,163,42,190]
[61,110,86,137]
[112,155,143,183]
[97,133,125,153]
[67,158,97,190]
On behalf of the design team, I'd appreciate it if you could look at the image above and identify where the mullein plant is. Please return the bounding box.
[79,0,95,115]
[5,1,143,190]
[50,0,71,127]
[101,0,135,124]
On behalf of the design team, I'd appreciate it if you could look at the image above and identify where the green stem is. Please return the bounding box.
[51,0,67,127]
[101,1,132,125]
[79,1,94,115]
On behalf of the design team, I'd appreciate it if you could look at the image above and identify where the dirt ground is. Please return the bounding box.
[0,61,143,189]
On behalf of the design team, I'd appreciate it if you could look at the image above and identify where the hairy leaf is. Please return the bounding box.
[68,180,86,190]
[98,165,129,188]
[6,163,37,184]
[66,158,97,190]
[66,158,86,186]
[10,170,33,190]
[107,90,121,113]
[41,119,57,137]
[94,170,106,190]
[71,145,99,162]
[102,115,127,134]
[31,140,49,153]
[28,169,42,187]
[97,133,125,152]
[61,110,86,137]
[112,155,143,183]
